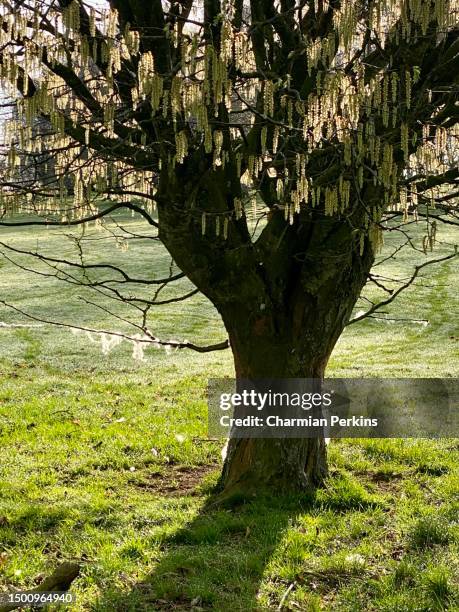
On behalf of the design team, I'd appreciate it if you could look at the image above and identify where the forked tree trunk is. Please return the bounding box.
[215,242,373,497]
[157,187,375,498]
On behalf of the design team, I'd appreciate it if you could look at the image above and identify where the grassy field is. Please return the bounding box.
[0,212,458,611]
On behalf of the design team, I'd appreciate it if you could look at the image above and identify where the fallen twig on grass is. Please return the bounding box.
[0,563,80,612]
[277,582,296,610]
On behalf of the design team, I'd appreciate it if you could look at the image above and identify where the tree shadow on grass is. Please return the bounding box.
[90,465,383,611]
[91,487,316,612]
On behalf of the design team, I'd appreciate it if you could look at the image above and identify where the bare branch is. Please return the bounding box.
[347,250,458,326]
[0,300,229,353]
[0,202,159,228]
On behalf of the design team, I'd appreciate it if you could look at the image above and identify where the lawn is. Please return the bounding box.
[0,211,458,610]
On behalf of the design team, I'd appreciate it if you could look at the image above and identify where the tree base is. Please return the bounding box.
[219,437,328,500]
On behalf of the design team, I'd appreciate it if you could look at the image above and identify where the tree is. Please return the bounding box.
[0,0,458,496]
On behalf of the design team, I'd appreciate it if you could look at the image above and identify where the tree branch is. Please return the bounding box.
[347,250,458,326]
[0,202,159,228]
[0,301,230,353]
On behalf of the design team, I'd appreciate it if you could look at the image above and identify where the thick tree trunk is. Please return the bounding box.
[213,228,374,497]
[218,336,330,497]
[221,437,328,497]
[156,181,375,498]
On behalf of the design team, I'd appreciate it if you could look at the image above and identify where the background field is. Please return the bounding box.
[0,212,458,611]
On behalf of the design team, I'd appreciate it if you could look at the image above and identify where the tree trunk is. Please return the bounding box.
[156,183,375,498]
[221,437,328,497]
[214,226,375,497]
[218,334,330,498]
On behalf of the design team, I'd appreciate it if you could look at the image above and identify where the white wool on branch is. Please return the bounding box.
[69,328,179,360]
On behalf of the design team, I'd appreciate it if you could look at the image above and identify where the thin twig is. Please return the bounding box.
[347,250,458,325]
[277,582,296,610]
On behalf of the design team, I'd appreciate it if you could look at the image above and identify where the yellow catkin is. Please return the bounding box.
[401,123,409,160]
[201,213,206,235]
[0,0,454,237]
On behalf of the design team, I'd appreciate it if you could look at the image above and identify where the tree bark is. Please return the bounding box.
[218,328,330,498]
[213,218,375,497]
[156,180,375,497]
[221,437,328,497]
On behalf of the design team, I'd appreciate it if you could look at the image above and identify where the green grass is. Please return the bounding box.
[0,214,458,610]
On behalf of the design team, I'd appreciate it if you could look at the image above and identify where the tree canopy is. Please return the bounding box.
[0,0,457,241]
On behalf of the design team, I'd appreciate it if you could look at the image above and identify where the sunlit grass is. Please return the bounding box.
[0,216,457,610]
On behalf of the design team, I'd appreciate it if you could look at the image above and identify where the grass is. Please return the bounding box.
[0,212,458,610]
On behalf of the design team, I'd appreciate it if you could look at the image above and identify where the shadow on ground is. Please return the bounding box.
[91,486,315,611]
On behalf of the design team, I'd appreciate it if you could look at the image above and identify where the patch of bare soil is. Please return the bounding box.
[361,470,406,493]
[129,464,219,496]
